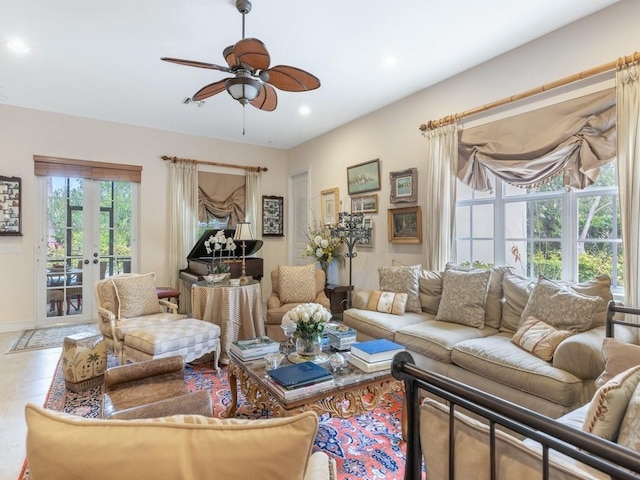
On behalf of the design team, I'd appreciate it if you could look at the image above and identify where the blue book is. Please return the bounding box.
[350,339,404,363]
[268,361,332,388]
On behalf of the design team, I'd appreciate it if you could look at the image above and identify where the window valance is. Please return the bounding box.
[457,88,616,191]
[197,171,245,227]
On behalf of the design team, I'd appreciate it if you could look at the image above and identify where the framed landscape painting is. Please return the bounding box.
[388,206,422,243]
[347,159,381,195]
[351,193,378,214]
[390,168,417,204]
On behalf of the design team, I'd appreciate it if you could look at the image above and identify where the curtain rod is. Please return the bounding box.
[419,51,640,132]
[161,155,268,172]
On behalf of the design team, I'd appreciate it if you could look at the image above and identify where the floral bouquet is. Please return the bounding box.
[204,230,236,274]
[303,220,343,272]
[281,303,332,341]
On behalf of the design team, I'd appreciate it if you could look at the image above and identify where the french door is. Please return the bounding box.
[36,176,138,325]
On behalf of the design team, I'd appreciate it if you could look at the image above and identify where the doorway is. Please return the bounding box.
[36,176,138,325]
[288,169,309,265]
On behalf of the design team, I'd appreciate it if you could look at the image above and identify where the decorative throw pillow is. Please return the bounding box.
[595,338,640,388]
[366,290,408,316]
[519,277,602,333]
[378,265,421,313]
[566,275,613,328]
[511,316,572,361]
[278,264,316,304]
[582,365,640,441]
[419,270,443,315]
[616,381,640,450]
[435,269,491,328]
[500,272,536,333]
[446,263,511,329]
[111,273,162,319]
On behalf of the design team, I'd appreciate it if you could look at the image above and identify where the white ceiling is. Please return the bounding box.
[0,0,619,150]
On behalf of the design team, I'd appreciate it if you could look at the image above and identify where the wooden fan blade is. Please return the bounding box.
[265,65,320,92]
[192,79,228,101]
[161,57,231,73]
[234,38,270,71]
[223,46,239,68]
[250,83,277,111]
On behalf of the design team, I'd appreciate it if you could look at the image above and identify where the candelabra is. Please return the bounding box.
[330,212,372,309]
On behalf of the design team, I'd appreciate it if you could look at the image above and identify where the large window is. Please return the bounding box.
[455,163,622,288]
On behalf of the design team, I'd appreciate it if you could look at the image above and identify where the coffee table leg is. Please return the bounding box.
[226,363,239,417]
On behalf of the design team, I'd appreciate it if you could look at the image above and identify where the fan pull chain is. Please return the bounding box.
[243,105,246,135]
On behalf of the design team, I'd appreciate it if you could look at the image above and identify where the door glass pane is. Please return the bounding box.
[99,181,133,278]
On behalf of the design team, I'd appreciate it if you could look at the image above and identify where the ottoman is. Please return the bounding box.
[123,318,221,369]
[62,332,107,392]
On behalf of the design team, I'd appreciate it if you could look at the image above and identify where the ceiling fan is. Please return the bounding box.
[161,0,320,112]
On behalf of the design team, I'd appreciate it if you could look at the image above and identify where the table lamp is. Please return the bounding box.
[234,222,254,284]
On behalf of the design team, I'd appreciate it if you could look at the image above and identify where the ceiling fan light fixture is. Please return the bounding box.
[225,76,261,104]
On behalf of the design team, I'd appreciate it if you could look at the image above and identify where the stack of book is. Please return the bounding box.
[325,323,357,351]
[346,338,404,373]
[267,361,334,400]
[230,336,280,361]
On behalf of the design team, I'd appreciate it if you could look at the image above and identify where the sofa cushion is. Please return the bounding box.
[511,316,572,362]
[366,290,408,315]
[582,365,640,441]
[342,308,427,341]
[112,273,163,319]
[520,277,602,333]
[278,264,316,304]
[26,404,319,480]
[379,264,422,313]
[617,381,640,451]
[452,333,585,407]
[501,272,536,333]
[436,269,491,328]
[446,264,510,329]
[419,270,443,315]
[395,320,498,364]
[565,275,612,328]
[595,337,640,388]
[552,328,606,380]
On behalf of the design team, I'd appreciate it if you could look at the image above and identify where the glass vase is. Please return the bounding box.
[295,333,322,358]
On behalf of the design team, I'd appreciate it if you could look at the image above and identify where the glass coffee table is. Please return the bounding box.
[226,350,404,428]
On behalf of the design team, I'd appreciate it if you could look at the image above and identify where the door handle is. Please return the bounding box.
[93,259,99,264]
[84,259,90,265]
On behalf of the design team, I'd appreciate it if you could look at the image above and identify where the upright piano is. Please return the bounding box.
[179,229,264,289]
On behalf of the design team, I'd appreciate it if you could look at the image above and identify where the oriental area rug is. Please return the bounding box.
[7,323,100,353]
[19,355,408,480]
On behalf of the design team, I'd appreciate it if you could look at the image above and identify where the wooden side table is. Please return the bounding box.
[324,284,353,319]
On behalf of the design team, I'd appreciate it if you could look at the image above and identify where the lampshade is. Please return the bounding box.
[234,222,255,241]
[225,77,261,105]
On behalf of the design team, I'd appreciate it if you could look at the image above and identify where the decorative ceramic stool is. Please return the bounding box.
[62,332,107,392]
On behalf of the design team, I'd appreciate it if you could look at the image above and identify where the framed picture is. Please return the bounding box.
[321,187,339,225]
[351,193,378,214]
[388,206,422,244]
[390,168,417,204]
[356,217,374,248]
[347,159,381,195]
[262,195,284,236]
[0,176,22,236]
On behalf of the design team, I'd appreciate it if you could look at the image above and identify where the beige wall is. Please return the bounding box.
[0,105,288,332]
[288,0,640,291]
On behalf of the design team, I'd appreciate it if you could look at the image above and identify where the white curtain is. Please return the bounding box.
[424,124,458,271]
[616,65,640,309]
[168,160,198,313]
[245,170,262,242]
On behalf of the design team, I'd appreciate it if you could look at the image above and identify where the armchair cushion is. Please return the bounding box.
[111,272,162,319]
[278,264,317,304]
[26,405,323,480]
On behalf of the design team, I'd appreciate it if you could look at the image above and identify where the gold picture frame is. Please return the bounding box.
[388,206,422,243]
[321,187,339,225]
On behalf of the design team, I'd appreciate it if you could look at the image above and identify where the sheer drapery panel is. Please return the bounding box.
[244,170,262,241]
[458,88,617,192]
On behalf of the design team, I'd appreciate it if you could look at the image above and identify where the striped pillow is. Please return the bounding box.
[367,290,408,316]
[511,316,571,361]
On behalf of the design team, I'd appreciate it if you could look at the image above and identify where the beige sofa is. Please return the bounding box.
[343,265,625,418]
[25,404,336,480]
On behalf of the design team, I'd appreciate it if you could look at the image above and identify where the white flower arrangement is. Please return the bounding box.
[303,220,343,268]
[203,230,237,274]
[281,303,332,339]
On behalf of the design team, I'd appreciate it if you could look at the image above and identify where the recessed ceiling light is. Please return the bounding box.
[299,106,311,116]
[382,55,397,68]
[7,39,30,53]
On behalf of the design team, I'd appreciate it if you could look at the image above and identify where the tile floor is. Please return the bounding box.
[0,330,61,480]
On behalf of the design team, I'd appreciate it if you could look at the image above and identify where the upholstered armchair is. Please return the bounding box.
[101,355,212,420]
[266,264,331,341]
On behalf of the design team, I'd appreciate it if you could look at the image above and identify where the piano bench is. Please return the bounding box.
[156,287,181,306]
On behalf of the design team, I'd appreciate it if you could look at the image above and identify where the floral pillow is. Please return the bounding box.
[511,316,572,361]
[435,269,491,328]
[378,265,421,313]
[366,290,408,316]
